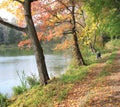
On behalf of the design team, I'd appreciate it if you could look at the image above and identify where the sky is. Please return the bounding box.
[0,9,14,21]
[0,0,14,22]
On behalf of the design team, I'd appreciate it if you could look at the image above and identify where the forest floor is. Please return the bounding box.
[55,50,120,107]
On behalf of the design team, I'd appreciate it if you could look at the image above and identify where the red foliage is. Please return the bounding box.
[18,0,73,49]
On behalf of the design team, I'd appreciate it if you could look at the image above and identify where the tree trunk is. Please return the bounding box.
[73,32,86,65]
[90,43,96,53]
[71,3,86,65]
[23,0,49,85]
[89,34,97,53]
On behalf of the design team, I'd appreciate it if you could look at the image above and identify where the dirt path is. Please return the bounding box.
[84,50,120,107]
[55,50,120,107]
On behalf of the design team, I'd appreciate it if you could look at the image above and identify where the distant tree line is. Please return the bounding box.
[0,24,23,45]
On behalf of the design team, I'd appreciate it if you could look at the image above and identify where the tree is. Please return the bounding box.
[84,0,120,42]
[69,0,86,65]
[19,0,86,65]
[0,0,50,85]
[39,0,86,65]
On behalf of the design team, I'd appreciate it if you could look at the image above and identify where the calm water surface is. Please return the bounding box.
[0,55,70,97]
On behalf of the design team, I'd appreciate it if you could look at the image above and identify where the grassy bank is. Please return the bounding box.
[8,55,117,106]
[7,65,93,107]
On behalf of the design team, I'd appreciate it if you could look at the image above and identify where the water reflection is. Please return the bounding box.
[0,55,70,96]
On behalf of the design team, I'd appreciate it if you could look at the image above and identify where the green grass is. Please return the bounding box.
[105,39,120,51]
[106,51,116,64]
[8,64,97,107]
[7,64,91,107]
[8,80,72,107]
[60,66,88,83]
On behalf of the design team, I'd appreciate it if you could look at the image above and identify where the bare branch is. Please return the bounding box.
[74,12,82,15]
[0,19,27,33]
[43,7,61,21]
[57,0,72,13]
[75,21,85,28]
[63,30,72,35]
[13,0,24,4]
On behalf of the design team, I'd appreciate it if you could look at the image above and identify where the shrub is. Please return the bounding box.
[12,85,27,95]
[0,93,7,107]
[13,71,27,95]
[27,74,39,87]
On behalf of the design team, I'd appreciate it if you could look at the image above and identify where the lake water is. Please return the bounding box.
[0,55,70,97]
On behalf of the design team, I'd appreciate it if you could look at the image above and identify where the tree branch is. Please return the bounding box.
[57,0,72,13]
[43,7,61,21]
[30,0,38,2]
[75,21,85,28]
[13,0,37,4]
[0,19,27,33]
[63,30,72,35]
[13,0,24,4]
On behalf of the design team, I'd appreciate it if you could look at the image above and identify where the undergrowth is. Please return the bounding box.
[0,93,7,107]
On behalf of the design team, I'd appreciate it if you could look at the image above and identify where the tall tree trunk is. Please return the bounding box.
[90,34,97,53]
[71,2,86,65]
[23,0,49,85]
[93,34,97,51]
